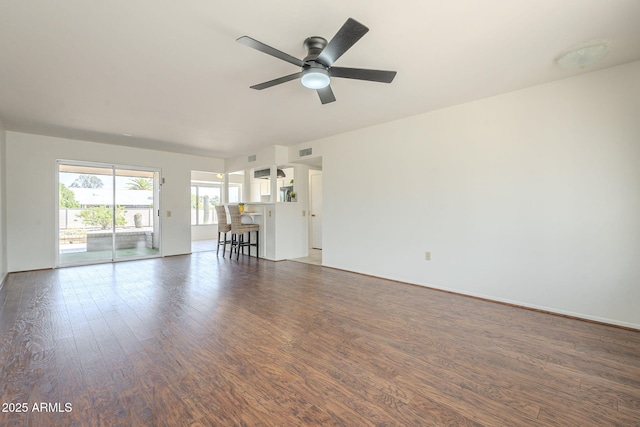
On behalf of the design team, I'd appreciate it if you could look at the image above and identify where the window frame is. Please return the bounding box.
[191,183,222,226]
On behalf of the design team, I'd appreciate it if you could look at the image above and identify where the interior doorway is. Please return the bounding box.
[190,171,225,253]
[57,161,161,266]
[309,169,323,250]
[288,159,323,265]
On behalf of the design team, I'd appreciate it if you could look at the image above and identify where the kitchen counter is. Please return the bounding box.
[239,203,308,260]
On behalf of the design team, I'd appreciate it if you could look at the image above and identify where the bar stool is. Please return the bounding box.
[227,204,259,260]
[214,205,232,257]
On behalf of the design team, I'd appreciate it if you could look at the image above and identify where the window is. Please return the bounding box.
[191,184,221,225]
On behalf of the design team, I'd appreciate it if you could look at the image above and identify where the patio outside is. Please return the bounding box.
[59,165,160,265]
[59,207,159,264]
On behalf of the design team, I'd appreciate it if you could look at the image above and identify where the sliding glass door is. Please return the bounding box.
[58,161,161,266]
[114,168,159,260]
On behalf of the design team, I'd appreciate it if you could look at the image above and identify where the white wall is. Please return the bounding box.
[0,120,6,284]
[225,144,289,173]
[6,132,224,272]
[294,61,640,329]
[191,225,217,241]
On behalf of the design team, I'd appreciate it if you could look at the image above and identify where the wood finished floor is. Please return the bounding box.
[1,253,639,426]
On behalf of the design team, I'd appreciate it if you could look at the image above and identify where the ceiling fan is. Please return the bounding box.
[237,18,397,104]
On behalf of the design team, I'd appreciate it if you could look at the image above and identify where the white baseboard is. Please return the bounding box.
[324,263,640,331]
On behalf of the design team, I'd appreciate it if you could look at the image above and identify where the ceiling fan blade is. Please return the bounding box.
[331,67,397,83]
[250,72,302,90]
[316,18,369,66]
[237,36,304,67]
[317,85,336,104]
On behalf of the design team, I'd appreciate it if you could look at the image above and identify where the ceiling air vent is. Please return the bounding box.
[248,154,257,162]
[299,148,313,157]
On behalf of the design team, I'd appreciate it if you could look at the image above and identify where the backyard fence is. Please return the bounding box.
[59,208,155,230]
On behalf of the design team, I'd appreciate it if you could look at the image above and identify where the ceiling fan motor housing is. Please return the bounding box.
[303,37,328,63]
[301,37,331,89]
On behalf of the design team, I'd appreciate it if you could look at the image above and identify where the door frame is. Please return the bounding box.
[309,169,323,250]
[55,159,162,267]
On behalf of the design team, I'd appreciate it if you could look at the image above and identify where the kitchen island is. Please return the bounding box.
[242,203,308,261]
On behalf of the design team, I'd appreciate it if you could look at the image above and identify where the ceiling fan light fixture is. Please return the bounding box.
[237,18,396,104]
[556,41,611,69]
[301,68,330,89]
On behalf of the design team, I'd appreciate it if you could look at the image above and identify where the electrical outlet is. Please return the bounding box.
[425,251,431,261]
[167,210,172,217]
[302,210,306,216]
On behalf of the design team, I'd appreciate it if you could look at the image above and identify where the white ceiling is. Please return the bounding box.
[1,1,639,158]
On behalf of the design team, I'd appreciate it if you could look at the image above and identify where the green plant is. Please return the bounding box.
[59,183,80,208]
[78,205,127,229]
[127,177,153,190]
